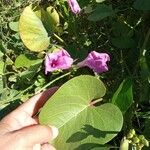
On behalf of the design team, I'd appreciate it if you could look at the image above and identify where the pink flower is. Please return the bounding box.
[45,49,73,74]
[78,51,110,73]
[67,0,81,14]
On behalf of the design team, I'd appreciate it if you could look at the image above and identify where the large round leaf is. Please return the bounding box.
[39,75,123,150]
[19,6,49,52]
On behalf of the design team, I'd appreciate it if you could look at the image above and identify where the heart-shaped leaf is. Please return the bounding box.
[15,54,42,68]
[19,6,49,52]
[39,75,123,150]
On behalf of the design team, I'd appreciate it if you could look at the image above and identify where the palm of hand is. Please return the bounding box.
[0,88,58,150]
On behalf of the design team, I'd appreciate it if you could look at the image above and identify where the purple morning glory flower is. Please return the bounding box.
[77,51,110,73]
[67,0,81,14]
[45,49,73,74]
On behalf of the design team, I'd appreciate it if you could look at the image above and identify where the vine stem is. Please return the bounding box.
[35,72,71,94]
[89,98,103,106]
[53,33,66,44]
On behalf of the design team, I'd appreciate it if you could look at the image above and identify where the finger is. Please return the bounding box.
[32,143,56,150]
[33,144,41,150]
[1,114,37,132]
[10,87,58,117]
[1,87,58,132]
[33,116,39,123]
[11,125,58,146]
[41,143,56,150]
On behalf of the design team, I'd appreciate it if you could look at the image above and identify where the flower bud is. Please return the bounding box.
[129,129,136,135]
[136,144,143,150]
[138,135,145,140]
[141,138,149,147]
[77,51,110,74]
[132,136,140,144]
[67,0,81,14]
[119,137,129,150]
[127,133,133,139]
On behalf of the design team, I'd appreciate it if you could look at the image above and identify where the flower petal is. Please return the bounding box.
[77,51,110,73]
[44,49,73,74]
[67,0,81,14]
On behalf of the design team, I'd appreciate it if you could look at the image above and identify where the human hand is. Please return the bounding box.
[0,87,58,150]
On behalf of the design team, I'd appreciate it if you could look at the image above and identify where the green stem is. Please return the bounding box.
[89,98,103,106]
[36,72,71,94]
[53,33,66,44]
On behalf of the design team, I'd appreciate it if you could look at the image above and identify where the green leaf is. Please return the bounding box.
[0,51,4,59]
[140,56,150,102]
[112,78,133,114]
[111,37,136,49]
[112,22,133,37]
[88,4,114,21]
[9,21,19,32]
[143,119,150,139]
[143,120,150,150]
[133,0,150,10]
[0,88,9,101]
[96,0,105,3]
[42,6,60,33]
[35,9,42,19]
[84,5,93,14]
[15,54,42,68]
[0,76,3,94]
[39,75,123,150]
[19,6,49,52]
[0,60,4,74]
[72,143,110,150]
[19,62,42,80]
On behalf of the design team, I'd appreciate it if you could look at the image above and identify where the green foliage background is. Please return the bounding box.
[0,0,150,149]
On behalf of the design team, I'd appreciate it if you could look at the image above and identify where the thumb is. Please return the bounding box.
[11,125,58,146]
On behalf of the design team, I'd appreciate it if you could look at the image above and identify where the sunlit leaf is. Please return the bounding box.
[0,60,4,93]
[19,6,49,52]
[39,75,123,150]
[9,21,19,32]
[15,54,42,68]
[44,6,60,32]
[96,0,105,3]
[0,60,4,75]
[35,9,42,19]
[19,62,42,80]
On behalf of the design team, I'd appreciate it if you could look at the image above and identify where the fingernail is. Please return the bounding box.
[49,126,59,140]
